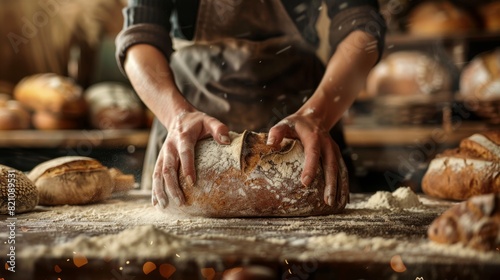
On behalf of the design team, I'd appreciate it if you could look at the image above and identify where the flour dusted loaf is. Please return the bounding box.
[166,131,347,217]
[422,131,500,200]
[84,82,145,129]
[1,165,38,214]
[29,156,135,205]
[428,193,500,251]
[458,48,500,102]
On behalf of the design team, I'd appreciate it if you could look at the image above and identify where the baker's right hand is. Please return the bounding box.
[152,110,230,209]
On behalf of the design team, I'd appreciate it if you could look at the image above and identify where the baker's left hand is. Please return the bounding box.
[267,114,349,210]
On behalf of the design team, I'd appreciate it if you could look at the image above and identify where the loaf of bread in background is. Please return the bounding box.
[478,1,500,32]
[32,111,84,130]
[458,48,500,102]
[14,73,87,117]
[84,82,145,129]
[164,131,348,218]
[428,193,500,251]
[407,1,477,35]
[361,51,452,100]
[0,94,31,130]
[422,131,500,201]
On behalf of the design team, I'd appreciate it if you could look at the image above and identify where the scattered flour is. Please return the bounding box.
[363,187,422,210]
[20,225,186,261]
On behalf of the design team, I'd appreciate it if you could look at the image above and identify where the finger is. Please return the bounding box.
[300,136,321,188]
[204,117,231,145]
[322,140,338,207]
[152,153,169,209]
[334,146,350,208]
[162,147,186,206]
[178,137,196,187]
[267,119,295,146]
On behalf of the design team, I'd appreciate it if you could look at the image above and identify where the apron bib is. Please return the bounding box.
[142,0,353,190]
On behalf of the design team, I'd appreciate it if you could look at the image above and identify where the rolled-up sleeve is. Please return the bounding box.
[115,0,174,75]
[325,0,386,61]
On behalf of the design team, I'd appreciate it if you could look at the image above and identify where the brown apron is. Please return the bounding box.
[142,0,352,190]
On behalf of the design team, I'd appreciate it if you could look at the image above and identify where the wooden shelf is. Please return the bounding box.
[0,129,150,149]
[385,31,500,46]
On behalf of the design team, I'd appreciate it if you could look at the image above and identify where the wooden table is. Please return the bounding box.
[1,191,499,280]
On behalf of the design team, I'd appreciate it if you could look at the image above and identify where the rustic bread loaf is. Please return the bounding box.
[164,131,347,218]
[422,131,500,200]
[479,1,500,32]
[428,193,500,251]
[14,73,87,117]
[29,156,136,205]
[32,111,84,130]
[84,82,145,129]
[362,51,452,100]
[407,1,477,35]
[1,164,39,214]
[458,48,500,102]
[0,96,31,130]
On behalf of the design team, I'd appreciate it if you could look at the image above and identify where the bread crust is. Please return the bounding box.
[28,156,114,205]
[422,131,500,200]
[164,131,345,217]
[0,165,39,214]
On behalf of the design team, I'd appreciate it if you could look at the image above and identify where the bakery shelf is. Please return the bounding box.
[0,129,150,148]
[385,31,500,46]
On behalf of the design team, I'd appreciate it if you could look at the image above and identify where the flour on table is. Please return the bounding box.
[348,187,422,210]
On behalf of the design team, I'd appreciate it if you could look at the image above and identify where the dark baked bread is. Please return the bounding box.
[422,131,500,200]
[428,193,500,251]
[164,131,348,217]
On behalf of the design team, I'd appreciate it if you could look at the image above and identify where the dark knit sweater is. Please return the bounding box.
[116,0,386,72]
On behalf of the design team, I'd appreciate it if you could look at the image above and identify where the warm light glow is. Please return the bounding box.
[73,253,88,268]
[159,263,176,278]
[201,268,216,280]
[143,261,157,275]
[390,255,407,273]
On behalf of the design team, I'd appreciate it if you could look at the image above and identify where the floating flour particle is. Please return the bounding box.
[364,187,422,210]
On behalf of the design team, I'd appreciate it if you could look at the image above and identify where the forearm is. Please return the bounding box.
[297,30,379,130]
[124,44,195,130]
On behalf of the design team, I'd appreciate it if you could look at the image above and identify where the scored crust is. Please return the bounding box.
[167,131,343,218]
[422,131,500,200]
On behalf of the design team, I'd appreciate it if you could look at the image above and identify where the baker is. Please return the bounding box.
[115,0,386,210]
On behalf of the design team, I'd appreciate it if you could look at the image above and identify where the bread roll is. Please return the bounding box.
[479,1,500,32]
[84,82,145,129]
[459,48,500,102]
[32,111,84,130]
[407,1,477,35]
[164,131,348,218]
[0,97,31,130]
[428,193,500,251]
[28,156,114,205]
[14,73,87,117]
[1,164,39,214]
[422,131,500,201]
[363,51,452,99]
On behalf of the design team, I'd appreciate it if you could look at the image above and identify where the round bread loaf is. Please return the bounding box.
[479,1,500,32]
[84,82,145,129]
[0,97,31,130]
[458,48,500,102]
[28,156,114,205]
[407,1,477,35]
[13,73,87,117]
[32,111,84,130]
[362,51,452,100]
[428,193,500,251]
[422,131,500,201]
[164,131,348,217]
[1,165,39,214]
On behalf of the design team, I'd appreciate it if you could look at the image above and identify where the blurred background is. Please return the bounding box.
[0,0,499,192]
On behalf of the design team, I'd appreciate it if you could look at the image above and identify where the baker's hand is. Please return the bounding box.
[152,111,230,209]
[267,114,349,210]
